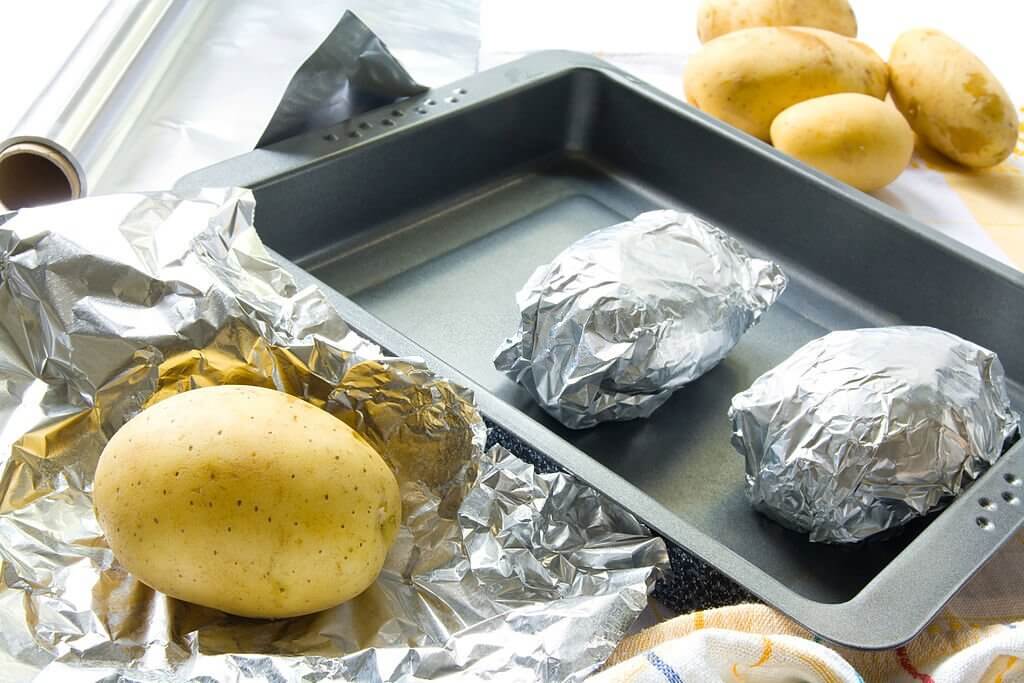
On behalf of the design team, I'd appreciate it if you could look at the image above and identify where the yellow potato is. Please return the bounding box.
[697,0,857,42]
[93,385,401,619]
[684,27,888,141]
[889,29,1018,168]
[770,93,914,192]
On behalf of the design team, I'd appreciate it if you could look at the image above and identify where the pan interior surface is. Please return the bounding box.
[302,155,935,604]
[185,60,1024,633]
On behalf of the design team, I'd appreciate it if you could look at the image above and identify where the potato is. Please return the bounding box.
[684,27,888,140]
[770,93,914,192]
[93,385,401,619]
[889,29,1018,168]
[697,0,857,42]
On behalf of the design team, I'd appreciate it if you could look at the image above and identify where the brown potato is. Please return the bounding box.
[684,27,888,141]
[771,93,914,192]
[93,385,401,619]
[697,0,857,42]
[889,29,1018,168]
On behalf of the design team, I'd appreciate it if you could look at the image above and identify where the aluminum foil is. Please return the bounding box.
[1,1,478,209]
[494,210,787,429]
[730,326,1020,543]
[0,188,667,680]
[257,12,426,148]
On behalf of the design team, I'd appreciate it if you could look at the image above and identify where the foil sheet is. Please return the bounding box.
[257,12,426,148]
[0,189,667,680]
[730,326,1020,543]
[494,210,787,429]
[1,1,477,209]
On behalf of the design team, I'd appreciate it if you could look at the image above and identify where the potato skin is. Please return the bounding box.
[93,385,401,619]
[697,0,857,42]
[889,29,1018,168]
[684,27,888,141]
[770,93,914,192]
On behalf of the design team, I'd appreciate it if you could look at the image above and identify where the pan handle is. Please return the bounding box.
[807,437,1024,649]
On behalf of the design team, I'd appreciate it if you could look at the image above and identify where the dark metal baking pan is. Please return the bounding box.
[177,51,1024,649]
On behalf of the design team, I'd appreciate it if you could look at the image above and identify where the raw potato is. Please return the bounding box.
[771,93,914,192]
[697,0,857,42]
[684,27,888,141]
[93,385,401,619]
[889,29,1018,168]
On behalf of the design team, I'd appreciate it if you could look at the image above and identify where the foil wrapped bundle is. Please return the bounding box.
[0,189,667,680]
[730,326,1020,543]
[494,210,787,429]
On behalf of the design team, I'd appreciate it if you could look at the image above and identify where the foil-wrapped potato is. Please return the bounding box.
[730,326,1019,543]
[495,210,786,429]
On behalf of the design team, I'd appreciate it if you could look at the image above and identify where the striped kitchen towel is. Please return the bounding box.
[593,532,1024,683]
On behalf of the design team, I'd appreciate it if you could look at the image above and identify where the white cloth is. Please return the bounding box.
[593,620,1024,683]
[611,629,864,683]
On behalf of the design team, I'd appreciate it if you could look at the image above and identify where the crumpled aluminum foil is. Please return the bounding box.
[0,188,667,680]
[494,210,787,429]
[730,326,1020,543]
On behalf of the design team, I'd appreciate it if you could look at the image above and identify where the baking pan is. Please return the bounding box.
[177,51,1024,650]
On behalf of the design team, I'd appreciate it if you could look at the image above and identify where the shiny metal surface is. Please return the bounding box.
[0,1,478,208]
[0,188,666,680]
[1,0,202,203]
[731,326,1020,543]
[257,13,426,147]
[493,210,786,429]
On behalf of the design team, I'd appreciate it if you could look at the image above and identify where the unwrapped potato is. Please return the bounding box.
[771,93,914,192]
[889,29,1018,168]
[93,385,401,619]
[684,27,888,141]
[697,0,857,42]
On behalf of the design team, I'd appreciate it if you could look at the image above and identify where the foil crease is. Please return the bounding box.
[0,189,666,680]
[730,326,1020,543]
[494,210,787,429]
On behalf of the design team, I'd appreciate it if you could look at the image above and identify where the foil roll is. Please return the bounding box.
[0,0,205,208]
[494,210,787,429]
[730,326,1020,543]
[1,2,470,209]
[0,188,666,680]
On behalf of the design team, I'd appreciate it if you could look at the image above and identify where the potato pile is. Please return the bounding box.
[686,0,1019,191]
[93,385,401,619]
